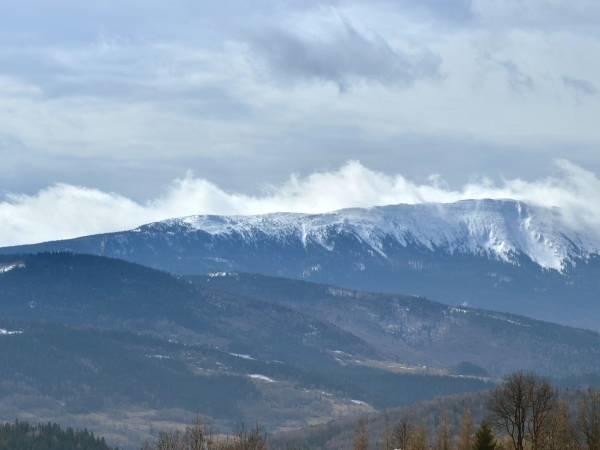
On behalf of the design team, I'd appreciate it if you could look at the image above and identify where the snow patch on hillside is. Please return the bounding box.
[146,354,171,360]
[230,353,255,360]
[0,329,23,335]
[0,262,25,274]
[207,272,236,278]
[248,374,276,383]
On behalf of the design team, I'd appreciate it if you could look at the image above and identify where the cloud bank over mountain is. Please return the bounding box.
[0,0,599,197]
[1,160,599,247]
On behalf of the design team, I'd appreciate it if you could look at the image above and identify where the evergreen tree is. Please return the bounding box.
[0,421,113,450]
[473,422,496,450]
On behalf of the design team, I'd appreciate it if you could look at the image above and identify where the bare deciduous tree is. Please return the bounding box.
[435,414,452,450]
[391,418,412,450]
[489,372,531,450]
[578,389,600,450]
[456,410,474,450]
[542,400,580,450]
[156,430,181,450]
[353,417,369,450]
[409,425,429,450]
[145,420,266,450]
[527,376,556,450]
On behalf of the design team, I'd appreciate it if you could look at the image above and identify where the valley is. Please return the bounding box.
[0,251,598,448]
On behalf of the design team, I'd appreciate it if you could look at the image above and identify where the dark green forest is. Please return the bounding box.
[0,421,113,450]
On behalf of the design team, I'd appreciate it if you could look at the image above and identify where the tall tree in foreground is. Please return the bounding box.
[527,376,557,450]
[390,418,412,450]
[579,389,600,450]
[489,372,531,450]
[473,422,496,450]
[489,372,555,450]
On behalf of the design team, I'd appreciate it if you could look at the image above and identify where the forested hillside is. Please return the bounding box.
[191,272,600,378]
[0,253,490,447]
[1,253,599,448]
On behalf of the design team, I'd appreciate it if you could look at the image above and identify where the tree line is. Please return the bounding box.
[142,372,600,450]
[358,372,600,450]
[2,372,597,450]
[141,420,268,450]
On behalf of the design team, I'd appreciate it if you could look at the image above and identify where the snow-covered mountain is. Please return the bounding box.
[2,199,599,329]
[146,199,598,272]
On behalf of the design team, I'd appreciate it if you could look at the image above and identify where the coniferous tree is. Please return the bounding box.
[473,422,496,450]
[0,421,113,450]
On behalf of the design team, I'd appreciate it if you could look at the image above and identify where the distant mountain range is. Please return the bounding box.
[3,199,598,329]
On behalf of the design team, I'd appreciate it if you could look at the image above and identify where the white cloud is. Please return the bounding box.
[1,160,599,247]
[1,0,600,168]
[0,0,600,219]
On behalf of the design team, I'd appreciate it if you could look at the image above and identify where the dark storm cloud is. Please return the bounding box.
[250,17,441,90]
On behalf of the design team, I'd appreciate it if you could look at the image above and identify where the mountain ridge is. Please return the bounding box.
[134,199,599,272]
[2,199,599,329]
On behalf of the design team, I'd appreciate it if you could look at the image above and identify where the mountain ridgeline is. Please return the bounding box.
[2,199,598,330]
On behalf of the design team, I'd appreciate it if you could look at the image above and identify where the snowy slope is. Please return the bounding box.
[0,262,25,274]
[1,199,599,329]
[136,199,599,272]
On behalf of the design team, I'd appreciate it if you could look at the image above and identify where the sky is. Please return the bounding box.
[1,0,600,245]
